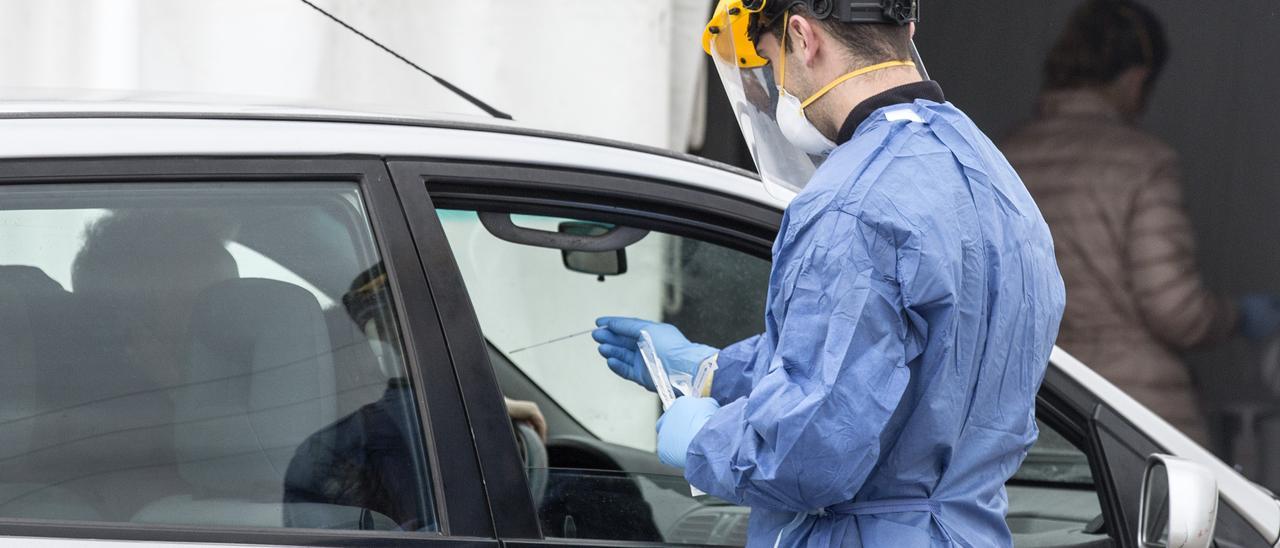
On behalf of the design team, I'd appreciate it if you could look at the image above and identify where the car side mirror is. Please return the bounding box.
[1139,454,1218,548]
[560,222,627,277]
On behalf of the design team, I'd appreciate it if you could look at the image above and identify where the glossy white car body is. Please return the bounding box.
[0,102,1275,547]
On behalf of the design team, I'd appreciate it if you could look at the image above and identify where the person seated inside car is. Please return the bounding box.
[58,211,241,519]
[72,210,240,399]
[283,263,547,531]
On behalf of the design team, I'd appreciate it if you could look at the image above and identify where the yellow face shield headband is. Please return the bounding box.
[702,0,770,69]
[707,3,916,106]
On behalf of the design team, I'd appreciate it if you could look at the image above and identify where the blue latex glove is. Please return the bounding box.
[656,396,720,469]
[593,317,718,392]
[1239,294,1280,341]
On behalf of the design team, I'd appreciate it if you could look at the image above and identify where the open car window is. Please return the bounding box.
[439,208,767,545]
[0,182,437,533]
[439,209,769,452]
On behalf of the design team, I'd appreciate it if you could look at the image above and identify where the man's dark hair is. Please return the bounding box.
[1044,0,1168,90]
[755,5,913,64]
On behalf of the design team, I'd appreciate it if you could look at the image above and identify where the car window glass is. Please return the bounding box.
[1013,421,1094,485]
[1214,497,1273,548]
[1008,420,1108,547]
[439,209,768,452]
[0,183,436,532]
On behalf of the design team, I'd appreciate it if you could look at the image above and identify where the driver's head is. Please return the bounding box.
[1043,0,1168,119]
[342,262,404,378]
[342,262,391,341]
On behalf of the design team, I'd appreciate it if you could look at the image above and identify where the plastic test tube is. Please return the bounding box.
[638,330,676,410]
[640,330,707,497]
[691,358,718,398]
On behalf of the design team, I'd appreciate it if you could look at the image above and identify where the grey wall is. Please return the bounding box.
[917,2,1280,485]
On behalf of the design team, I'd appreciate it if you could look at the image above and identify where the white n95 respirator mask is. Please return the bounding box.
[774,12,915,156]
[776,88,837,156]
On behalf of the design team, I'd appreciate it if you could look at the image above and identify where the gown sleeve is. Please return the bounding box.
[708,334,761,405]
[684,210,912,511]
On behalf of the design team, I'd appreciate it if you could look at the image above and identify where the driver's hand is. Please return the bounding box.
[593,317,718,391]
[505,397,548,441]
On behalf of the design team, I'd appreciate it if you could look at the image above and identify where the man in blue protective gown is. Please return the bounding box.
[594,1,1065,546]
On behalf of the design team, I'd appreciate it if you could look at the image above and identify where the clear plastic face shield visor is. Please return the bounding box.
[702,1,927,200]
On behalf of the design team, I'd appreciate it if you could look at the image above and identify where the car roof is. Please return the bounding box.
[0,99,781,209]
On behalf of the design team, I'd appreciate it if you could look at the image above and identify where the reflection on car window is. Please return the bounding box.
[225,241,335,308]
[439,209,769,452]
[0,183,435,532]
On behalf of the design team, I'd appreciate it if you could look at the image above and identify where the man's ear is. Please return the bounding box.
[787,15,822,66]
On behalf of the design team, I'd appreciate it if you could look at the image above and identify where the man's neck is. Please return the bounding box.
[810,66,923,139]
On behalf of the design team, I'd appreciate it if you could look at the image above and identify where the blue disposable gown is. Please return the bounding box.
[684,100,1065,547]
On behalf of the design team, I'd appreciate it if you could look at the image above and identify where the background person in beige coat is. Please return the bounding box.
[1003,0,1280,443]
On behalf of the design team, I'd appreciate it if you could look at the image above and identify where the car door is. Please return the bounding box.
[0,156,493,547]
[387,158,776,547]
[387,155,1162,548]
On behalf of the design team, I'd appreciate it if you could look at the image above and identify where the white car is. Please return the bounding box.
[0,101,1273,548]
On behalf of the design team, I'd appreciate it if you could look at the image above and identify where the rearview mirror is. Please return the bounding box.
[1139,454,1217,548]
[560,222,627,277]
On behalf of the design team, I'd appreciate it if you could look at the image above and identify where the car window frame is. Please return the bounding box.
[0,156,493,547]
[1028,371,1125,546]
[389,158,781,546]
[1039,364,1139,548]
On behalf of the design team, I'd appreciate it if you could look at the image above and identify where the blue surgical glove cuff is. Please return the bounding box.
[656,396,720,469]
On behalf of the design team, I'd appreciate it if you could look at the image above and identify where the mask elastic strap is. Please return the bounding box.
[778,10,791,88]
[800,60,916,109]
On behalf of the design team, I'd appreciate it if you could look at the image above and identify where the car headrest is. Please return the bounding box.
[0,266,59,466]
[174,278,337,498]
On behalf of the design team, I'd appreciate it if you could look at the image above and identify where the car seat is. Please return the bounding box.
[132,278,340,527]
[0,266,102,521]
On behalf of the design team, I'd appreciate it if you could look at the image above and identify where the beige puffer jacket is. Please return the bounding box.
[1002,89,1238,442]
